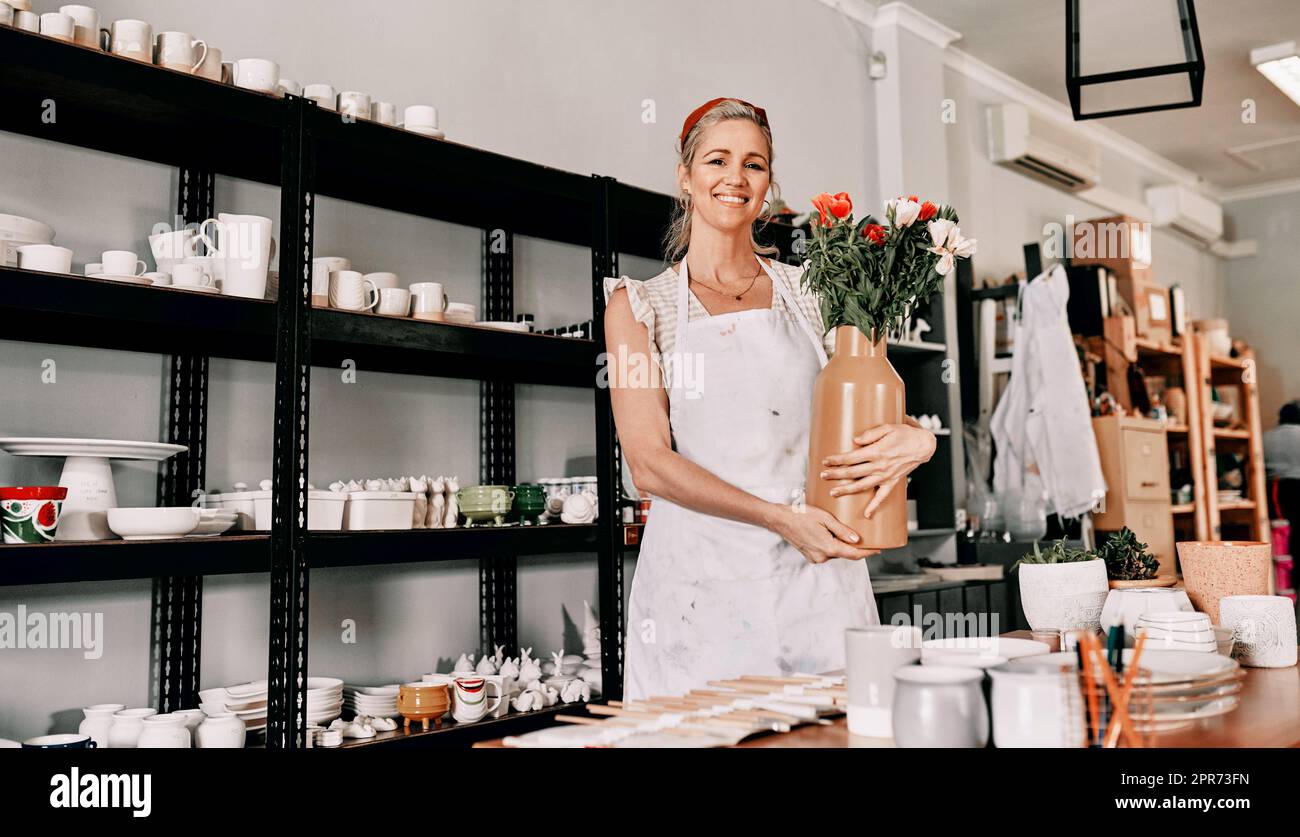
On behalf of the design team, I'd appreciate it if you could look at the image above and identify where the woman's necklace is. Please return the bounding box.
[689,261,762,300]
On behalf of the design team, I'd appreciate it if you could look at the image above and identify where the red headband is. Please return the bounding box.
[679,97,769,146]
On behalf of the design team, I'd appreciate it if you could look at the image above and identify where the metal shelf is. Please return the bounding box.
[0,535,270,586]
[0,28,282,184]
[308,524,600,569]
[333,702,585,749]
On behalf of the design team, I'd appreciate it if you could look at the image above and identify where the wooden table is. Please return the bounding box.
[476,635,1300,748]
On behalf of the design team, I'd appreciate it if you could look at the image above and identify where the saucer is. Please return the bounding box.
[401,124,445,139]
[171,284,220,294]
[88,273,152,286]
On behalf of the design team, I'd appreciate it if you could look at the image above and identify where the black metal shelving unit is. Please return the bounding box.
[0,27,625,748]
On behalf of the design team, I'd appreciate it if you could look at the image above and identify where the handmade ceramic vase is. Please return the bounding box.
[195,712,246,748]
[137,713,191,749]
[1017,559,1108,632]
[1176,541,1271,624]
[806,326,906,548]
[891,666,988,747]
[107,708,156,748]
[78,703,125,748]
[1219,595,1297,668]
[988,661,1085,747]
[845,625,922,737]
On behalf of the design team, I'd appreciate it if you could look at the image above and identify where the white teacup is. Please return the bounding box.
[154,31,207,74]
[403,105,438,130]
[329,270,378,312]
[370,101,398,126]
[445,302,476,323]
[277,78,302,97]
[58,4,98,48]
[0,3,12,27]
[362,271,399,292]
[231,58,279,93]
[143,271,171,287]
[337,91,371,119]
[312,256,349,304]
[377,288,410,317]
[409,282,447,320]
[15,10,40,32]
[39,12,75,42]
[303,84,336,111]
[171,263,213,288]
[195,46,223,82]
[101,250,146,276]
[18,245,73,274]
[108,19,152,62]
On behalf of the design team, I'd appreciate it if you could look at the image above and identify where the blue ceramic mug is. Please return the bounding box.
[22,734,96,749]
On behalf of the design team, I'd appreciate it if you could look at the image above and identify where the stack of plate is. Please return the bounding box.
[0,213,55,268]
[198,680,268,732]
[307,677,344,725]
[344,684,400,718]
[1138,612,1216,653]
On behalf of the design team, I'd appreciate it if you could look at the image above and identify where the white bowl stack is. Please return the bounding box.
[1138,612,1216,653]
[0,213,55,268]
[198,680,268,732]
[306,677,344,725]
[343,684,400,718]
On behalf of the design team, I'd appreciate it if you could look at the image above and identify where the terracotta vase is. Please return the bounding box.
[806,326,907,548]
[1175,541,1271,624]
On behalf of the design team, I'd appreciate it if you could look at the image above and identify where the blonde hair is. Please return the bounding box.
[664,99,780,263]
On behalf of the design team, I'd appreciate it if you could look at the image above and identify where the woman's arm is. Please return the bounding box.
[818,416,937,518]
[605,287,875,563]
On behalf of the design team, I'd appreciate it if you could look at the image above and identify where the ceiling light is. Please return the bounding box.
[1252,41,1300,107]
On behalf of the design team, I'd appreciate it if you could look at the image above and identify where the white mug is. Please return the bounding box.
[154,31,207,73]
[312,256,350,300]
[451,677,502,724]
[377,288,410,317]
[15,10,40,32]
[362,271,399,291]
[329,270,378,312]
[39,12,75,42]
[1,4,14,27]
[845,625,922,737]
[198,213,272,299]
[58,4,98,48]
[101,250,146,276]
[403,105,438,130]
[277,78,302,97]
[171,263,213,287]
[195,45,222,82]
[108,19,151,62]
[17,244,73,274]
[303,84,335,110]
[337,91,371,119]
[409,282,447,315]
[143,271,171,286]
[370,101,397,126]
[232,58,279,93]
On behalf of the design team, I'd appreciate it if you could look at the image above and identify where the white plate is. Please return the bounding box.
[307,677,344,691]
[475,320,530,332]
[87,273,153,285]
[345,684,400,697]
[0,438,186,461]
[225,680,269,698]
[920,636,1051,661]
[107,507,202,540]
[169,284,221,294]
[1023,650,1236,684]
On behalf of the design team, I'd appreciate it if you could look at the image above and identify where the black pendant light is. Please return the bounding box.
[1066,0,1205,120]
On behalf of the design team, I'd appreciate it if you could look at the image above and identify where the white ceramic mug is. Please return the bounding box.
[195,45,223,82]
[329,270,378,311]
[231,58,279,93]
[311,256,349,303]
[377,287,410,317]
[989,662,1085,747]
[277,78,302,97]
[108,19,151,61]
[101,250,146,276]
[171,263,214,288]
[362,271,399,291]
[845,625,922,738]
[17,244,73,273]
[477,674,510,719]
[303,84,336,110]
[451,677,502,724]
[198,213,272,299]
[39,12,75,41]
[403,105,438,130]
[14,9,39,32]
[1,4,15,27]
[370,101,398,126]
[337,90,371,119]
[409,282,447,320]
[154,31,207,73]
[58,4,97,48]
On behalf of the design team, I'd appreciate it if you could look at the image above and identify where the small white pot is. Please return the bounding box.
[78,703,125,748]
[137,713,191,749]
[107,708,156,748]
[1018,558,1108,632]
[1219,595,1298,668]
[195,712,246,749]
[343,491,419,531]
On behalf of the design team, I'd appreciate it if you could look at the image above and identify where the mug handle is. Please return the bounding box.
[198,271,215,288]
[134,259,147,276]
[197,218,220,254]
[441,292,449,311]
[99,27,110,51]
[485,682,504,714]
[363,279,380,311]
[190,39,208,72]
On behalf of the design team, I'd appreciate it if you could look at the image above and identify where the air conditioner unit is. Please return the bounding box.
[987,103,1101,192]
[1145,184,1223,243]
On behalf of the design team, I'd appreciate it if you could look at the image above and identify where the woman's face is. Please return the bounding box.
[678,119,771,237]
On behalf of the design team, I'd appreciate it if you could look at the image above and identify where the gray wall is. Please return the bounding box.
[0,0,881,739]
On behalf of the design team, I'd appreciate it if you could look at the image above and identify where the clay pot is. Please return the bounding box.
[1017,559,1108,632]
[806,326,907,548]
[1175,541,1271,624]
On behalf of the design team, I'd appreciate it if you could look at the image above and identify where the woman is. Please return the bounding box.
[604,97,936,701]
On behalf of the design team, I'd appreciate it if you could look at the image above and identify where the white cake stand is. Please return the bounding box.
[0,438,187,541]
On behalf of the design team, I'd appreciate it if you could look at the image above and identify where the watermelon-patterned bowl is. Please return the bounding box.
[1,486,67,544]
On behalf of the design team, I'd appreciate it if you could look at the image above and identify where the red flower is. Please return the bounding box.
[918,201,938,222]
[862,223,887,245]
[811,191,853,226]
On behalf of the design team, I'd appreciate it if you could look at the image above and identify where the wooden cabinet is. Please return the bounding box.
[1092,415,1176,577]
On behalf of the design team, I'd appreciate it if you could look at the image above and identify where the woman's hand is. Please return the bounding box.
[818,421,937,518]
[767,503,879,565]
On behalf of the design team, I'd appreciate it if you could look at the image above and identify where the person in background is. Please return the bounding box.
[1263,400,1300,560]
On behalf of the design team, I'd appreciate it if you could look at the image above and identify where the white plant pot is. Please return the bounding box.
[195,713,246,749]
[1219,595,1298,668]
[1018,559,1108,632]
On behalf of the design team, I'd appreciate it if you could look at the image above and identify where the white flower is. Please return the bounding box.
[927,219,978,276]
[888,197,922,228]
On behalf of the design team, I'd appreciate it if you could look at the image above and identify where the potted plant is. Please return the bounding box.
[1012,540,1108,633]
[1099,527,1172,589]
[800,193,976,546]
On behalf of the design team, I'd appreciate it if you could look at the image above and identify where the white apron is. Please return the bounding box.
[623,256,878,702]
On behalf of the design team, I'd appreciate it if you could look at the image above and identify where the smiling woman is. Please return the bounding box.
[602,97,936,702]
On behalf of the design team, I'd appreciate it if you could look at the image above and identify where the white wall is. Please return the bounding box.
[0,0,881,739]
[1222,191,1300,428]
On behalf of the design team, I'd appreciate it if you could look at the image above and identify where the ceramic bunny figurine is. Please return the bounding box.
[518,654,543,687]
[410,475,428,529]
[560,679,591,704]
[512,689,541,713]
[427,476,445,529]
[545,649,565,677]
[475,653,497,675]
[493,644,506,668]
[498,656,520,681]
[442,476,460,528]
[453,652,474,674]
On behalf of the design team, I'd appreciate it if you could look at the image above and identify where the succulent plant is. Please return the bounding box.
[1011,539,1096,571]
[1099,527,1159,580]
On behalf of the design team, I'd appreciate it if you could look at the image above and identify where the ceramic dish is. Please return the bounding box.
[170,284,221,294]
[1014,650,1236,685]
[475,320,530,332]
[0,438,186,460]
[190,509,237,537]
[1139,624,1216,643]
[106,507,202,540]
[0,214,54,243]
[342,491,419,531]
[1139,612,1211,628]
[249,489,347,531]
[345,684,400,697]
[920,636,1051,661]
[87,273,153,285]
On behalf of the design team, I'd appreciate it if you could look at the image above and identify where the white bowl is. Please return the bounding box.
[920,636,1051,661]
[0,213,55,244]
[106,507,201,540]
[345,684,400,697]
[1140,611,1211,627]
